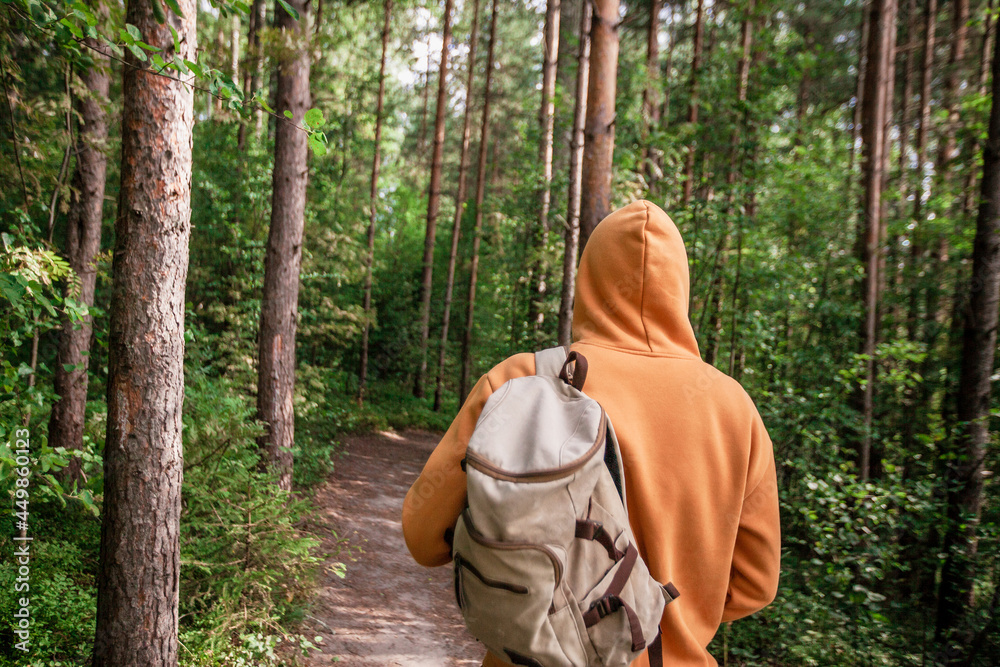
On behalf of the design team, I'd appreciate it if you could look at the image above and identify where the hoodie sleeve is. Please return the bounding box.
[721,406,781,623]
[402,373,496,567]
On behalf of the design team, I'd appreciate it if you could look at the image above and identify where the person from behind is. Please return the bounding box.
[402,200,781,666]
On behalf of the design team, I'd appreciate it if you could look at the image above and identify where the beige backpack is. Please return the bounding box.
[452,346,679,667]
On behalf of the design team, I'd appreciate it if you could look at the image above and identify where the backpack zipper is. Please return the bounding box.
[463,512,564,586]
[463,410,607,484]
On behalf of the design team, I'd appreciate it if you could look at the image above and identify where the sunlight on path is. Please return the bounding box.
[303,430,483,666]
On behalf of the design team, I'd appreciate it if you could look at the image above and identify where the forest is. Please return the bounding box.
[0,0,998,663]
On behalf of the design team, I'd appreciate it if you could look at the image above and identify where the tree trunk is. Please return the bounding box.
[459,0,498,406]
[849,4,872,175]
[578,0,620,253]
[922,0,969,339]
[906,0,937,342]
[556,0,581,174]
[48,22,110,484]
[962,0,994,215]
[433,0,481,412]
[557,0,592,347]
[92,0,196,663]
[705,0,754,367]
[256,0,310,491]
[238,0,267,149]
[414,0,454,399]
[359,0,392,405]
[641,0,662,186]
[681,0,705,208]
[526,0,561,340]
[897,0,916,207]
[856,0,897,480]
[660,3,677,127]
[935,23,1000,649]
[935,0,970,177]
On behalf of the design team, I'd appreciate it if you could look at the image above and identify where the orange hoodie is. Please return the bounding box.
[402,200,781,666]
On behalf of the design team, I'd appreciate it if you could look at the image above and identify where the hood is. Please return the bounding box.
[572,200,700,358]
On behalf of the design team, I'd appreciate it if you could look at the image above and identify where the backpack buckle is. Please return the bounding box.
[590,595,619,619]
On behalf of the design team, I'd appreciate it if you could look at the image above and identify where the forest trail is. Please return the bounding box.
[303,430,483,666]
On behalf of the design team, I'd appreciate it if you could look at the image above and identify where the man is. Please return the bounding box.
[402,200,781,666]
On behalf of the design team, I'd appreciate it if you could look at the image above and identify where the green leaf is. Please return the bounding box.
[61,17,84,39]
[169,24,181,53]
[276,0,300,21]
[151,0,166,24]
[129,44,148,62]
[125,23,142,41]
[308,132,327,157]
[303,107,324,130]
[151,53,167,69]
[162,0,184,18]
[256,93,275,114]
[183,59,204,77]
[233,0,251,13]
[283,109,294,120]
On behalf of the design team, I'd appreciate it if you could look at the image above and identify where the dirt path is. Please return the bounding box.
[302,430,483,666]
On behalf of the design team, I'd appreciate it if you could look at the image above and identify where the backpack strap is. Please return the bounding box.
[648,630,663,667]
[533,346,569,378]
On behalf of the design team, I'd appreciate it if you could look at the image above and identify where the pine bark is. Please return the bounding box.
[256,0,310,491]
[856,0,896,480]
[557,0,592,347]
[48,23,110,483]
[934,20,1000,647]
[434,0,481,412]
[92,0,196,663]
[359,0,392,404]
[578,0,620,253]
[414,0,454,399]
[459,0,498,406]
[681,0,706,208]
[526,0,561,339]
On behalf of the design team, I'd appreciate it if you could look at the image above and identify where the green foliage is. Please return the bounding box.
[177,370,326,665]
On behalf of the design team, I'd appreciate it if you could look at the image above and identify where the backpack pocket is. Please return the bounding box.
[452,511,587,667]
[577,528,667,667]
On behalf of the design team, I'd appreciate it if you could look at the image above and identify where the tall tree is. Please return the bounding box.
[92,0,196,663]
[256,0,311,491]
[526,0,561,338]
[922,0,969,338]
[641,0,662,186]
[704,0,754,367]
[359,0,393,404]
[414,0,455,399]
[47,9,110,483]
[849,0,872,176]
[578,0,620,252]
[434,0,481,411]
[934,18,1000,649]
[905,0,937,342]
[237,0,267,149]
[459,0,498,405]
[557,0,592,347]
[681,0,706,208]
[856,0,897,480]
